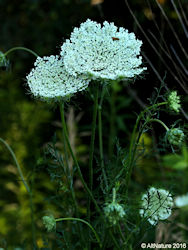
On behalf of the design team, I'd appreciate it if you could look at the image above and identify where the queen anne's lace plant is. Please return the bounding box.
[139,187,173,226]
[168,91,181,113]
[26,55,90,100]
[61,19,146,81]
[175,193,188,208]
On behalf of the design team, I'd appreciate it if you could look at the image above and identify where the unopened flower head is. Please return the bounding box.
[168,91,181,113]
[175,193,188,208]
[42,215,56,232]
[104,202,125,225]
[0,51,9,68]
[26,55,90,100]
[61,19,146,81]
[140,187,173,226]
[167,128,184,146]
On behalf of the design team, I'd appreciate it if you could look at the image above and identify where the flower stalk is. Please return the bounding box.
[125,102,167,196]
[55,217,102,248]
[59,102,101,215]
[4,46,38,58]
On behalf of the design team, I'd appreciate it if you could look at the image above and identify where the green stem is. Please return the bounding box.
[109,229,120,249]
[62,128,70,176]
[147,118,169,131]
[125,102,167,196]
[4,46,38,58]
[55,217,102,248]
[0,138,36,246]
[59,101,120,249]
[108,87,116,157]
[112,188,116,203]
[0,138,30,193]
[59,103,84,243]
[87,83,99,249]
[117,223,125,242]
[29,192,37,248]
[88,83,99,209]
[59,103,101,215]
[98,86,108,189]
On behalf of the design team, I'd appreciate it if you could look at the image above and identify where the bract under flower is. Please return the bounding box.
[61,19,146,81]
[26,55,90,100]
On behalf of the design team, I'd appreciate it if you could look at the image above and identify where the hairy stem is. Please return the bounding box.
[87,83,99,249]
[108,87,116,157]
[98,85,108,189]
[59,101,119,248]
[59,102,101,214]
[59,103,85,243]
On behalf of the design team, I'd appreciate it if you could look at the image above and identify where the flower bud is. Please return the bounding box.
[0,51,8,68]
[167,128,184,146]
[104,202,125,225]
[168,91,181,113]
[42,215,56,232]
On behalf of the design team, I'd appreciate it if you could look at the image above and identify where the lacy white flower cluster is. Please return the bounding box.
[61,19,146,81]
[140,187,173,226]
[175,193,188,208]
[27,19,146,100]
[26,56,89,100]
[104,202,126,225]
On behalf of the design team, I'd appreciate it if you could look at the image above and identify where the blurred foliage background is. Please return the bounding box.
[0,0,188,248]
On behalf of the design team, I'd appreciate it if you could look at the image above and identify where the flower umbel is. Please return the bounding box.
[42,215,56,232]
[168,91,181,113]
[167,128,184,146]
[103,187,125,225]
[26,55,90,100]
[61,19,146,81]
[140,187,173,226]
[104,202,125,225]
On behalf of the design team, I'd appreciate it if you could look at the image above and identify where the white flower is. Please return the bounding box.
[104,202,126,225]
[61,19,146,81]
[175,193,188,208]
[26,55,90,100]
[140,187,173,226]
